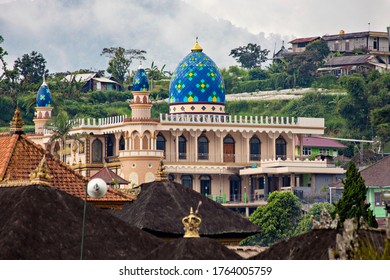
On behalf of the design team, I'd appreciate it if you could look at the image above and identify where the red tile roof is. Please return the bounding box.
[296,137,347,148]
[92,167,130,185]
[360,156,390,187]
[0,133,133,206]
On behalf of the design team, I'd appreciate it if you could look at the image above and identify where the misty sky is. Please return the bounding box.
[0,0,388,74]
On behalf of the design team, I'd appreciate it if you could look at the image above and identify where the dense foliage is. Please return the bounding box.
[294,202,335,236]
[241,191,302,246]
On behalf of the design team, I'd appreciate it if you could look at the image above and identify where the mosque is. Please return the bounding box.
[29,40,345,210]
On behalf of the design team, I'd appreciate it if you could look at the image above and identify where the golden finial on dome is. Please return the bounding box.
[191,36,203,52]
[29,155,53,185]
[182,205,202,238]
[10,106,24,135]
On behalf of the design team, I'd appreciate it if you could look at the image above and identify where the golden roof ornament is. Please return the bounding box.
[10,106,25,135]
[29,155,53,185]
[191,36,203,52]
[182,207,202,238]
[155,160,168,181]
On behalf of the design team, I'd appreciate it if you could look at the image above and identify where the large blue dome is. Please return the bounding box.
[133,67,149,91]
[36,80,52,107]
[169,41,226,114]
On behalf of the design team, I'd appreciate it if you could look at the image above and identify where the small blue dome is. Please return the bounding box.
[132,68,149,91]
[169,44,225,114]
[36,81,52,107]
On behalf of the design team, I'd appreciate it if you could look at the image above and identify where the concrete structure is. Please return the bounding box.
[28,40,345,210]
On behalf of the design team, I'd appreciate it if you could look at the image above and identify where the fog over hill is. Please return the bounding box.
[0,0,290,74]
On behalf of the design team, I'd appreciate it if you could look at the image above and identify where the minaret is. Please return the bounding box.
[129,63,152,119]
[33,76,53,134]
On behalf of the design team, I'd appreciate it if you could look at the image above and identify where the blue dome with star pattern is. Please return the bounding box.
[169,43,225,113]
[132,67,149,91]
[36,80,52,107]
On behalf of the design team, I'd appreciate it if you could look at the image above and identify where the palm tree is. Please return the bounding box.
[46,110,75,162]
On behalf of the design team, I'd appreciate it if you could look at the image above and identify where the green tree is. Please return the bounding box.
[14,51,48,85]
[294,202,335,235]
[229,43,270,69]
[241,191,302,246]
[305,39,330,61]
[46,110,76,162]
[101,47,146,85]
[334,162,378,228]
[0,35,8,78]
[371,105,390,155]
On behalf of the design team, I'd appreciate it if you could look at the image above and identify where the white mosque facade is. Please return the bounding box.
[29,41,345,208]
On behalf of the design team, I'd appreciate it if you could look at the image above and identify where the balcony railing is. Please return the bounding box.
[119,150,164,157]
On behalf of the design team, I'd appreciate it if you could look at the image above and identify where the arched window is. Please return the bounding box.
[200,175,211,196]
[178,136,187,160]
[92,139,103,163]
[156,134,166,156]
[223,135,235,162]
[250,137,261,161]
[181,175,193,189]
[198,135,209,160]
[107,135,115,157]
[119,135,125,150]
[276,136,287,160]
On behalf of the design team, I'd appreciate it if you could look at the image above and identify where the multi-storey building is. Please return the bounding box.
[29,40,344,210]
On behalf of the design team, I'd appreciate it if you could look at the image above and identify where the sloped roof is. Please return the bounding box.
[360,156,390,187]
[112,181,260,238]
[251,229,386,260]
[93,77,120,84]
[64,73,97,83]
[296,136,347,148]
[143,237,242,260]
[92,167,129,185]
[324,55,375,67]
[0,133,133,205]
[0,185,161,260]
[289,36,320,44]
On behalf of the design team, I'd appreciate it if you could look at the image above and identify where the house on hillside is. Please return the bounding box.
[317,54,388,76]
[64,73,123,92]
[288,36,321,53]
[322,30,390,64]
[360,156,390,225]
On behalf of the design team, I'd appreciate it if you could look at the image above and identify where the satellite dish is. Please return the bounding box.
[87,178,108,198]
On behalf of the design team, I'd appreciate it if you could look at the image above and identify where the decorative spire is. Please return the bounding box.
[29,155,53,185]
[138,60,143,69]
[155,160,168,181]
[191,36,203,52]
[182,207,202,238]
[10,107,25,135]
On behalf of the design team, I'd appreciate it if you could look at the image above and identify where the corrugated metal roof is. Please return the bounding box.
[296,137,347,148]
[324,55,374,67]
[93,77,120,84]
[63,73,97,83]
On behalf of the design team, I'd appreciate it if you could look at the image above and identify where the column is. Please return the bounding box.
[290,173,295,188]
[311,175,316,194]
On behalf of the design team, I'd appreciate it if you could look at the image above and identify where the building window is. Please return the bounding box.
[250,137,261,161]
[119,135,125,150]
[198,135,209,160]
[223,135,235,162]
[156,134,166,156]
[319,148,330,155]
[345,40,350,51]
[373,37,378,50]
[178,136,187,160]
[92,139,103,163]
[275,137,286,160]
[107,135,115,157]
[303,147,312,156]
[334,41,339,51]
[168,174,175,182]
[181,175,193,189]
[200,175,211,196]
[375,192,381,206]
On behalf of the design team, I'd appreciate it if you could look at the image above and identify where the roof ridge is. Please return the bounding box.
[0,134,19,181]
[360,155,390,173]
[20,135,88,183]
